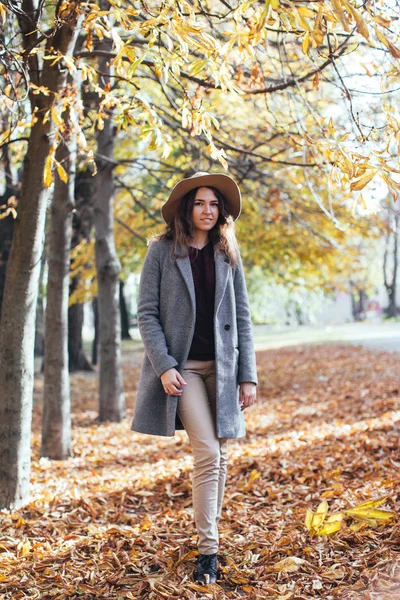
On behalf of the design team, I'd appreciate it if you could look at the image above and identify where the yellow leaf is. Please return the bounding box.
[0,128,11,146]
[316,523,342,536]
[302,32,310,55]
[64,55,76,73]
[374,26,400,58]
[331,0,351,32]
[305,508,314,530]
[338,132,351,142]
[51,107,62,127]
[382,172,400,192]
[340,0,370,40]
[345,508,395,521]
[55,161,68,183]
[248,469,261,484]
[129,55,145,77]
[353,497,387,510]
[312,5,326,46]
[326,513,344,523]
[295,9,312,32]
[311,500,328,529]
[188,60,208,77]
[0,3,7,24]
[316,520,342,536]
[373,15,391,28]
[140,515,152,531]
[297,6,315,18]
[84,10,110,23]
[20,541,31,556]
[349,520,368,532]
[350,169,379,191]
[189,582,215,593]
[43,154,54,188]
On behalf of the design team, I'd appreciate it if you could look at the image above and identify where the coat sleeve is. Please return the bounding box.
[137,241,179,378]
[233,252,258,385]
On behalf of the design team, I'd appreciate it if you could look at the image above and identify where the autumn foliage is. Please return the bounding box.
[0,343,398,598]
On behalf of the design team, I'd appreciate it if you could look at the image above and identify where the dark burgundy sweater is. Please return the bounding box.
[187,241,216,360]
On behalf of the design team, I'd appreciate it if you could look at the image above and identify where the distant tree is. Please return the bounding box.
[383,206,399,319]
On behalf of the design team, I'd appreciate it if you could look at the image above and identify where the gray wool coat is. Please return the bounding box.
[130,238,258,439]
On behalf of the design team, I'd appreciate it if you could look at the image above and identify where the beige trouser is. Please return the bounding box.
[177,359,228,555]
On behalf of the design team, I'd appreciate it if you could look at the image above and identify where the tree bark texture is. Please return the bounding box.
[120,280,131,339]
[0,214,14,322]
[41,119,77,460]
[95,120,125,421]
[92,297,99,366]
[68,168,95,371]
[0,144,17,321]
[34,250,46,357]
[94,24,125,422]
[0,5,83,509]
[383,213,399,318]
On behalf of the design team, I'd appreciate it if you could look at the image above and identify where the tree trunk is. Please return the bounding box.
[383,213,399,319]
[0,9,83,509]
[68,301,93,371]
[0,213,14,320]
[0,144,17,320]
[41,111,77,459]
[94,21,125,422]
[92,297,99,366]
[95,121,125,421]
[120,280,131,339]
[34,250,46,357]
[67,168,95,371]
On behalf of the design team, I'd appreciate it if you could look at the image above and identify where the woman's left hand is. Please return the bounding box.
[239,382,257,411]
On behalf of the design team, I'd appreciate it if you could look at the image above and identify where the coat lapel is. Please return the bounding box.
[176,254,196,313]
[214,248,230,315]
[175,242,230,316]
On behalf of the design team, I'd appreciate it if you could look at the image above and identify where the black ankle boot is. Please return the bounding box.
[195,553,218,585]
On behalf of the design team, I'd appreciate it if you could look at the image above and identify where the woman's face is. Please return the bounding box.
[191,187,219,233]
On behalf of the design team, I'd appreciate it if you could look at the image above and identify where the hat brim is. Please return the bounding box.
[161,173,242,225]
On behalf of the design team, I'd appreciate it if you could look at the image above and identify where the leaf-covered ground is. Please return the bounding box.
[1,344,399,599]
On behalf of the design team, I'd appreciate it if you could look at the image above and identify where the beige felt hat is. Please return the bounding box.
[162,171,242,225]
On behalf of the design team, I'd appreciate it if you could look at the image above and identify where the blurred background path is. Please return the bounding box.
[252,321,400,353]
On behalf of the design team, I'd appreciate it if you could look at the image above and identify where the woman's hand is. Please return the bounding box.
[160,368,187,396]
[239,382,256,411]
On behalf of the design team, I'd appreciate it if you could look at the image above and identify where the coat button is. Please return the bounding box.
[224,324,231,331]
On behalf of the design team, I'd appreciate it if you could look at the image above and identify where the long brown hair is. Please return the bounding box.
[152,186,239,267]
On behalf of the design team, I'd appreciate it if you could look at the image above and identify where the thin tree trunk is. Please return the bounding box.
[94,14,125,422]
[34,250,46,357]
[68,301,93,371]
[41,108,77,459]
[92,297,99,366]
[383,214,399,318]
[387,214,398,318]
[67,168,95,371]
[120,280,131,339]
[0,145,16,320]
[0,7,83,509]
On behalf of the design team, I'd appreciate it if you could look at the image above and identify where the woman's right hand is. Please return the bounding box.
[160,368,187,396]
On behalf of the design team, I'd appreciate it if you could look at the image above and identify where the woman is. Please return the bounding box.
[131,171,258,585]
